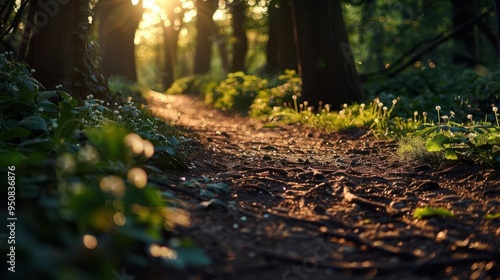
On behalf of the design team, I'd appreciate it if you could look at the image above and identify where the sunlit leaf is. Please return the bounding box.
[444,148,458,160]
[413,206,454,219]
[485,213,500,220]
[425,134,448,152]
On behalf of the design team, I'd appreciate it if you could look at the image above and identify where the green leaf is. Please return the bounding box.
[444,148,458,160]
[18,115,48,132]
[19,138,54,151]
[485,213,500,220]
[0,149,27,166]
[55,119,81,140]
[36,91,57,102]
[426,134,449,152]
[0,127,32,140]
[413,206,454,219]
[86,124,129,162]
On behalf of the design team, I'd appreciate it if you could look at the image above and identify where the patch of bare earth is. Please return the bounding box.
[148,92,500,280]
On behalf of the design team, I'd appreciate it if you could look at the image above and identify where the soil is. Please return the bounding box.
[148,92,500,280]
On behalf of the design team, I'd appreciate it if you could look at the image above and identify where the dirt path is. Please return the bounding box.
[148,92,500,280]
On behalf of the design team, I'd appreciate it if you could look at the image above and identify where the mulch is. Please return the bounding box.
[148,92,500,280]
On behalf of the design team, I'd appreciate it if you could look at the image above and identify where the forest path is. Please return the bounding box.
[148,91,500,280]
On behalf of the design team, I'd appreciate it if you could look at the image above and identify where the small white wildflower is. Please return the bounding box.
[441,116,449,121]
[467,114,473,120]
[38,107,44,112]
[450,111,455,117]
[118,106,122,110]
[114,103,118,106]
[378,102,383,107]
[414,111,418,116]
[435,106,441,111]
[392,99,397,105]
[127,97,132,102]
[360,103,366,109]
[422,112,427,117]
[383,106,388,111]
[493,107,498,113]
[55,84,62,89]
[117,115,122,121]
[114,110,119,115]
[343,103,348,109]
[30,69,36,73]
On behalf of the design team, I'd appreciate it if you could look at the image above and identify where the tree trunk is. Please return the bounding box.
[292,0,364,109]
[162,0,184,89]
[194,0,218,74]
[266,0,297,73]
[493,0,500,57]
[25,0,81,90]
[230,0,247,72]
[97,0,144,81]
[451,0,476,66]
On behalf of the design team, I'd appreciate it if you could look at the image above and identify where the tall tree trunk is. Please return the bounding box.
[162,0,184,89]
[194,0,218,74]
[451,0,476,66]
[230,0,247,72]
[493,0,500,57]
[266,0,297,73]
[292,0,364,109]
[25,0,81,90]
[23,0,107,100]
[97,0,144,81]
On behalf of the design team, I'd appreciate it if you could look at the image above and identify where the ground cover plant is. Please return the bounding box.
[166,65,500,167]
[0,53,209,279]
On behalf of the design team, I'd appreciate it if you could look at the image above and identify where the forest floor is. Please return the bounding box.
[147,91,500,280]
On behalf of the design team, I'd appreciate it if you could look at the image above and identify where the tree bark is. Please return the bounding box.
[25,0,81,90]
[162,0,184,89]
[266,0,297,73]
[230,0,247,72]
[97,0,144,81]
[194,0,218,74]
[292,0,364,109]
[493,0,500,57]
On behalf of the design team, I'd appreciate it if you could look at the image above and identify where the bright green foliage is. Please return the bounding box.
[486,213,500,220]
[207,71,268,113]
[414,117,500,165]
[413,207,454,219]
[0,54,208,279]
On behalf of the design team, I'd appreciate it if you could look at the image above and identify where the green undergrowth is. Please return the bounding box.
[166,66,500,167]
[0,53,209,279]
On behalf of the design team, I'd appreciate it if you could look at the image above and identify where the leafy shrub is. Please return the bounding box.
[206,71,268,113]
[250,70,301,118]
[0,53,208,279]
